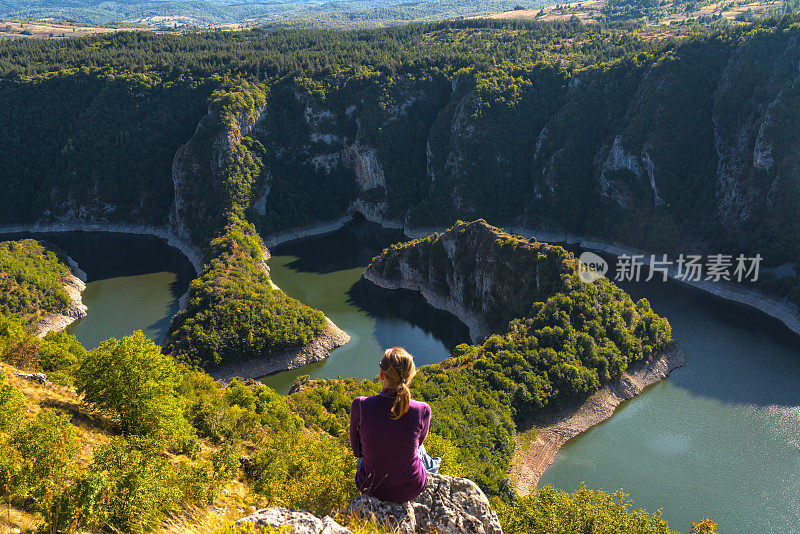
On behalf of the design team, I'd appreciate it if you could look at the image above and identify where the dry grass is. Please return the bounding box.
[336,514,403,534]
[2,362,112,464]
[155,506,242,534]
[0,20,132,40]
[152,504,402,534]
[0,505,41,534]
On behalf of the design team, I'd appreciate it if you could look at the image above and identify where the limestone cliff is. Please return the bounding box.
[363,220,573,342]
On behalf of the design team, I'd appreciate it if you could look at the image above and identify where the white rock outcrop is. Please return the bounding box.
[347,473,502,534]
[237,507,352,534]
[237,474,502,534]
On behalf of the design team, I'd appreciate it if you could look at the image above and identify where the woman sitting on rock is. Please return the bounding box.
[350,347,441,503]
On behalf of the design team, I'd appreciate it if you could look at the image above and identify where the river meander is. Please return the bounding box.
[539,254,800,534]
[259,220,470,393]
[6,223,799,533]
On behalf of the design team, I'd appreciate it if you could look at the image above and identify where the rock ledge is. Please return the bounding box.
[236,473,502,534]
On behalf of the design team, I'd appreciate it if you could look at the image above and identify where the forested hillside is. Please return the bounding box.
[2,16,799,363]
[0,240,71,321]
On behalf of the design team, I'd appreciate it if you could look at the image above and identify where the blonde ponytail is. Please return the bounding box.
[380,347,417,420]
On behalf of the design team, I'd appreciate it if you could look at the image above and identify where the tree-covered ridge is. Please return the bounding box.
[165,219,327,367]
[0,240,71,322]
[164,80,328,367]
[292,220,672,498]
[368,220,575,329]
[0,19,663,79]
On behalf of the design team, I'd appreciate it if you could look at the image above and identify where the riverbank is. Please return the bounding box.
[0,221,203,275]
[31,266,88,337]
[509,344,687,495]
[262,215,355,249]
[208,318,351,381]
[503,226,800,338]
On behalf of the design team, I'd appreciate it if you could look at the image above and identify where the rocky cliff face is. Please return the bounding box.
[245,28,800,266]
[363,220,573,341]
[170,97,269,246]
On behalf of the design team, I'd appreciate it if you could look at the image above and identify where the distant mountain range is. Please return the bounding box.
[0,0,555,28]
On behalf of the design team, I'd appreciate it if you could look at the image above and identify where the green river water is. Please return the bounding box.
[9,222,799,533]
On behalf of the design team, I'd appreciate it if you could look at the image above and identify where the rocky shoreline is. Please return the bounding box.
[209,318,351,382]
[32,265,88,338]
[262,214,355,249]
[509,344,687,495]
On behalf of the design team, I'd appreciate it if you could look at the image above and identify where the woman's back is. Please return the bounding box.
[350,389,431,503]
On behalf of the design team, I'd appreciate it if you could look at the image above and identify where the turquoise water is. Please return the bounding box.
[2,231,191,348]
[539,257,800,533]
[259,221,470,393]
[67,271,182,349]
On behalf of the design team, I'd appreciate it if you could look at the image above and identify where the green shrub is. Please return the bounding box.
[86,437,193,534]
[52,435,234,534]
[75,331,195,449]
[12,410,79,524]
[498,484,676,534]
[0,314,23,351]
[247,429,358,516]
[40,330,87,387]
[0,370,23,432]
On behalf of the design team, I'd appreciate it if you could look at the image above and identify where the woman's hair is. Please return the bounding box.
[380,347,417,419]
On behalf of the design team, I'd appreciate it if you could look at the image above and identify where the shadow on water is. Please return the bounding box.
[0,231,195,285]
[569,246,800,408]
[146,277,189,335]
[260,218,472,393]
[347,278,471,354]
[2,231,193,348]
[271,218,406,275]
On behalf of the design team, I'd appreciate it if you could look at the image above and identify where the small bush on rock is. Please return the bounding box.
[498,484,675,534]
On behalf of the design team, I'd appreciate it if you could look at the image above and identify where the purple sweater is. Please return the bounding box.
[350,389,431,503]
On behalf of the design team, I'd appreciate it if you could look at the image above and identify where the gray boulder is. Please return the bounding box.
[14,372,47,385]
[236,507,352,534]
[347,473,503,534]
